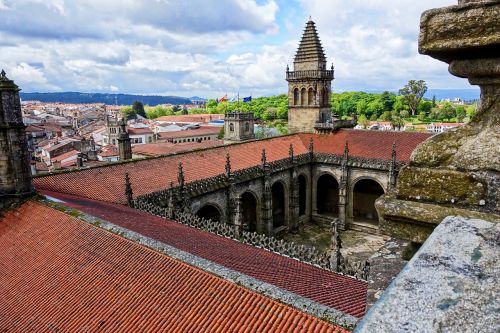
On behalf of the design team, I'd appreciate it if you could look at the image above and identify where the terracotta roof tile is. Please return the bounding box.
[133,140,224,157]
[34,130,431,204]
[156,114,224,123]
[0,201,346,333]
[158,126,221,139]
[128,127,154,135]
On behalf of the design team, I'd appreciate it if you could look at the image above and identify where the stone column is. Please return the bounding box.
[338,142,349,230]
[376,0,500,243]
[289,169,300,231]
[0,70,34,209]
[233,195,243,238]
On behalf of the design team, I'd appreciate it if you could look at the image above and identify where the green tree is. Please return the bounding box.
[379,111,392,121]
[357,114,369,129]
[217,126,225,139]
[398,80,428,116]
[432,95,437,107]
[380,91,396,111]
[391,116,404,130]
[400,110,410,118]
[132,101,146,118]
[121,106,136,120]
[172,104,181,113]
[455,106,466,122]
[182,105,188,115]
[417,111,427,122]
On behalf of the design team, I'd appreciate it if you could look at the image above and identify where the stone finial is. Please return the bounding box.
[331,63,334,71]
[177,162,185,187]
[343,141,349,158]
[289,143,294,162]
[118,118,127,133]
[125,172,133,206]
[261,149,267,167]
[1,69,5,78]
[286,64,289,73]
[225,153,231,178]
[391,141,397,162]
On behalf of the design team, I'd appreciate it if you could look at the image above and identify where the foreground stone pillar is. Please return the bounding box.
[376,0,500,243]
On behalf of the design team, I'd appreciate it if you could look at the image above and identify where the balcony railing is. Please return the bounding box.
[286,70,334,80]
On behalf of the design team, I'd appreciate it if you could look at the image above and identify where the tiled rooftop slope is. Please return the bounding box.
[43,190,369,318]
[0,201,347,333]
[34,130,431,204]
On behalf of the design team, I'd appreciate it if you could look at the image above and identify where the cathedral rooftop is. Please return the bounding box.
[33,130,431,205]
[294,20,327,64]
[0,201,347,332]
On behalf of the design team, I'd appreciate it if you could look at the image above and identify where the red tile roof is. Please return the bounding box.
[50,149,79,162]
[156,114,224,123]
[133,140,224,157]
[297,130,432,162]
[158,126,221,139]
[99,144,119,157]
[41,191,369,318]
[128,127,154,135]
[0,201,346,333]
[34,130,431,204]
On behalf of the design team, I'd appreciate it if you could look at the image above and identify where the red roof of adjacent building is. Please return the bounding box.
[156,114,224,123]
[133,140,224,157]
[0,201,347,332]
[99,144,119,157]
[128,127,154,135]
[34,130,431,204]
[50,149,79,162]
[158,126,221,139]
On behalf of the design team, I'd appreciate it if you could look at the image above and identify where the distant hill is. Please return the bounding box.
[424,89,480,102]
[20,92,192,106]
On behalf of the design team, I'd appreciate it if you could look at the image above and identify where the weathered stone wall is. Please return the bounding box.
[0,72,34,208]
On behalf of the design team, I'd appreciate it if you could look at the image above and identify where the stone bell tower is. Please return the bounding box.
[117,118,132,161]
[287,19,334,133]
[0,70,34,209]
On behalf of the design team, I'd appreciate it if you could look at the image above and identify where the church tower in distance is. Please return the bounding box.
[0,70,34,209]
[287,19,334,133]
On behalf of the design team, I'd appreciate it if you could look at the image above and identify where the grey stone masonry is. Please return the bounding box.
[355,216,500,333]
[0,70,34,208]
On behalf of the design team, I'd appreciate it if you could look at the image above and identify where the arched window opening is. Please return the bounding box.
[229,123,234,132]
[353,179,385,224]
[196,204,222,223]
[271,182,286,229]
[241,192,258,232]
[293,88,299,106]
[245,122,250,132]
[298,175,307,216]
[316,174,339,216]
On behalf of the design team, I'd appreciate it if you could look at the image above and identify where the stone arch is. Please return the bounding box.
[301,88,307,106]
[293,88,299,106]
[241,191,258,232]
[323,87,329,106]
[196,203,222,223]
[316,173,339,216]
[245,122,250,132]
[308,88,315,106]
[271,181,287,229]
[229,123,234,132]
[352,178,385,224]
[298,174,307,216]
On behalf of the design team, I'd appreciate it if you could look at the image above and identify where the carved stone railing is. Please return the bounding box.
[131,197,369,280]
[314,119,357,131]
[136,152,401,203]
[286,70,334,80]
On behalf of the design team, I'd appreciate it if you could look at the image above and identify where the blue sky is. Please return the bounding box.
[0,0,475,98]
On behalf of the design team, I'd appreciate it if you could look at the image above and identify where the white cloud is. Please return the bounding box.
[0,0,474,97]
